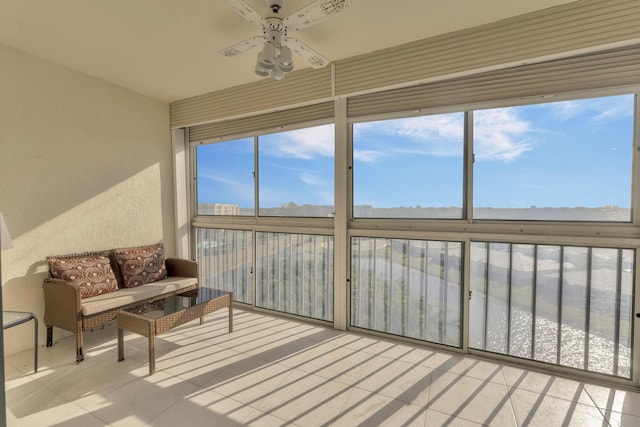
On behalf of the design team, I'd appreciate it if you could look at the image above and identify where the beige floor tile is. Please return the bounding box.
[78,370,202,426]
[148,389,293,427]
[433,353,505,384]
[605,410,640,427]
[502,365,594,405]
[356,355,432,406]
[509,387,607,426]
[427,371,516,426]
[583,383,640,418]
[205,359,293,405]
[254,369,352,427]
[293,342,373,385]
[424,409,485,426]
[4,308,636,427]
[373,339,437,367]
[331,387,427,427]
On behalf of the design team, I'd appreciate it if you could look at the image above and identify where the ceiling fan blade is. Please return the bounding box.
[287,37,330,68]
[223,0,263,24]
[285,0,350,31]
[219,36,264,57]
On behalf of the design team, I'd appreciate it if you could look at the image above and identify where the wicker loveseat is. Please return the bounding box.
[43,243,198,363]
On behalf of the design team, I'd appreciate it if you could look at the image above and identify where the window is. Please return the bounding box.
[353,112,465,218]
[351,237,462,347]
[469,242,634,378]
[196,124,334,218]
[197,137,254,216]
[195,228,253,304]
[473,95,634,221]
[258,124,335,217]
[256,232,334,321]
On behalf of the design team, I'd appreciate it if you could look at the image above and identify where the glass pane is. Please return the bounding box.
[534,246,561,364]
[560,247,588,369]
[258,124,334,217]
[256,232,333,321]
[351,237,462,347]
[197,138,255,216]
[470,242,634,379]
[353,112,464,218]
[473,94,634,221]
[485,243,509,354]
[195,228,253,304]
[509,244,534,359]
[469,242,488,349]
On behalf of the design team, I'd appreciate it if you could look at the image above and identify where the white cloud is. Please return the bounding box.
[198,171,253,198]
[355,109,533,163]
[353,149,388,163]
[549,95,634,122]
[261,124,334,159]
[474,108,533,162]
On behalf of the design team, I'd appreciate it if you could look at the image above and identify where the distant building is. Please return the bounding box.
[199,203,240,215]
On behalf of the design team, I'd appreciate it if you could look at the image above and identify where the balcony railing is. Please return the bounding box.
[470,242,634,378]
[350,237,463,347]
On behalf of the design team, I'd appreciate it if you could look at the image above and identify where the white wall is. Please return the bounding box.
[0,43,173,354]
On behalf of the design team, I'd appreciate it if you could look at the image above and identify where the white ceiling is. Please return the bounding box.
[0,0,578,103]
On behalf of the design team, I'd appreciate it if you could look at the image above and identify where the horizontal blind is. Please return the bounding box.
[348,45,640,118]
[335,0,640,96]
[189,101,334,142]
[171,66,332,129]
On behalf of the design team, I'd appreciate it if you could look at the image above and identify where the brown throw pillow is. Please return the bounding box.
[113,243,167,288]
[48,255,119,299]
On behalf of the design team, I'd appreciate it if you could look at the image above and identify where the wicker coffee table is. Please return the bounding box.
[117,287,232,375]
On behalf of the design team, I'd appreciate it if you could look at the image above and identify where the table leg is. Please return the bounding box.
[148,332,155,375]
[32,315,38,373]
[117,328,124,362]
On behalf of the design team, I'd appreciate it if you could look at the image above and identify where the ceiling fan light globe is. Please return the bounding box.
[255,53,270,76]
[278,59,294,72]
[279,45,293,66]
[255,64,270,77]
[261,42,277,66]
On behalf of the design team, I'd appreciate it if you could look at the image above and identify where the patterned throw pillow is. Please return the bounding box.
[48,255,119,299]
[113,243,167,288]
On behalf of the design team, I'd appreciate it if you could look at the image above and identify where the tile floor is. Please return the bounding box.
[5,308,640,426]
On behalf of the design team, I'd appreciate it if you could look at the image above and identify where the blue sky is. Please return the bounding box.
[198,94,634,211]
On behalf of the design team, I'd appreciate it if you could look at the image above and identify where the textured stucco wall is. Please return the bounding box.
[0,43,173,354]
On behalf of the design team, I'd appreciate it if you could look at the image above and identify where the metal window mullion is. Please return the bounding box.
[531,244,539,360]
[254,135,259,217]
[351,238,358,326]
[614,248,623,376]
[421,241,427,341]
[372,239,378,330]
[443,241,450,344]
[301,236,307,317]
[507,243,513,355]
[250,230,256,306]
[313,235,318,318]
[465,111,473,221]
[483,243,490,350]
[404,241,410,336]
[585,247,593,371]
[557,246,565,365]
[388,242,393,333]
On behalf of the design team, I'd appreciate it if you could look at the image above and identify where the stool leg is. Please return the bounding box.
[46,326,53,347]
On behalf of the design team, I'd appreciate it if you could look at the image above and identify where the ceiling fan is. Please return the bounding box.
[219,0,350,80]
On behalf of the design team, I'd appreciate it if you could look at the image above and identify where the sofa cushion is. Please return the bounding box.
[47,255,119,299]
[114,243,167,288]
[80,276,198,316]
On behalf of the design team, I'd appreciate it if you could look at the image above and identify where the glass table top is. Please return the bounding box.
[3,311,36,329]
[122,287,230,319]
